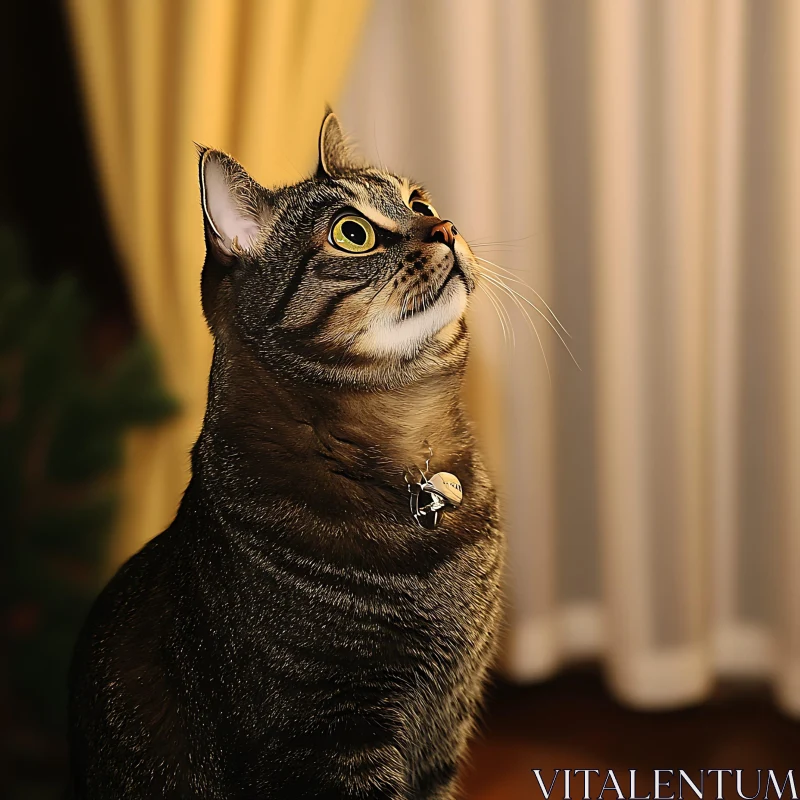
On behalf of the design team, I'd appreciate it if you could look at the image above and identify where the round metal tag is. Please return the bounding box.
[427,472,463,506]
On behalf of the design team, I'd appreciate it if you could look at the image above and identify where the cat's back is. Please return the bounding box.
[69,529,179,730]
[72,527,179,655]
[68,521,230,796]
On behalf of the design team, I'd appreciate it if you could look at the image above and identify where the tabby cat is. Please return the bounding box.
[68,111,504,799]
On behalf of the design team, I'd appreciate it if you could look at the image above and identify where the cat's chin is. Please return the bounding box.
[355,277,468,359]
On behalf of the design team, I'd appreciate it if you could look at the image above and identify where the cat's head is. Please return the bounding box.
[198,111,476,388]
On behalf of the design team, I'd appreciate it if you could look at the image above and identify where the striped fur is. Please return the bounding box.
[68,112,504,799]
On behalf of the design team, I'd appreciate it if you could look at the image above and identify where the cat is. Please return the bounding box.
[68,111,504,800]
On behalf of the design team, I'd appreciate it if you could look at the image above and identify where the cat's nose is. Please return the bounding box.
[428,220,458,249]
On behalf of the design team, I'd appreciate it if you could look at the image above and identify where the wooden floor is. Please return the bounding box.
[461,668,800,800]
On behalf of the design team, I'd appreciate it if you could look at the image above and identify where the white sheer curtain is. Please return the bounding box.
[341,0,800,714]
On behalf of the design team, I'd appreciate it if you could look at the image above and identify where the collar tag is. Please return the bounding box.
[407,467,463,529]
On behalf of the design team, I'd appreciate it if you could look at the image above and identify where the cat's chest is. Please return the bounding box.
[220,505,501,650]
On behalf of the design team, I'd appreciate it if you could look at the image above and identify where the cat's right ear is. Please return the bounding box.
[198,147,271,260]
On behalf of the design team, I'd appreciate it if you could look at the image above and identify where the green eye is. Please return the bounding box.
[330,215,376,253]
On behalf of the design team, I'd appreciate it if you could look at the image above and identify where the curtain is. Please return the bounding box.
[65,0,371,568]
[342,0,800,714]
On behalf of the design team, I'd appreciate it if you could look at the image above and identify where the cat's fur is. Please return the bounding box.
[68,112,504,799]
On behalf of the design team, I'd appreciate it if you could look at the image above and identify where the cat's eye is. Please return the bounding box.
[330,215,376,253]
[411,200,437,217]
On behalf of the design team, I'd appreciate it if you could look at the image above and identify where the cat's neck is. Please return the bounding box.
[195,340,474,518]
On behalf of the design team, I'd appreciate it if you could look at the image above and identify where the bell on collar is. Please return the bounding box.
[408,468,463,529]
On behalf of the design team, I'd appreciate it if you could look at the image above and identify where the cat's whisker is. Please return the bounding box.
[484,296,507,346]
[470,244,524,253]
[474,256,572,340]
[467,233,534,247]
[486,281,516,349]
[486,283,515,348]
[373,267,403,304]
[492,277,579,372]
[470,246,518,252]
[482,282,514,347]
[480,272,551,384]
[474,264,581,371]
[478,261,571,344]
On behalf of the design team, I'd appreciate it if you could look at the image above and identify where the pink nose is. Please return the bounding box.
[428,220,458,248]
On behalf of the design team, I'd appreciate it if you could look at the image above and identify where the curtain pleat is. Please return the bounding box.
[710,0,749,678]
[66,0,371,567]
[342,0,800,714]
[493,0,559,678]
[590,0,651,701]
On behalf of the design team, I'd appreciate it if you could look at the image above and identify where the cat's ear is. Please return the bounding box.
[198,147,271,258]
[316,108,363,178]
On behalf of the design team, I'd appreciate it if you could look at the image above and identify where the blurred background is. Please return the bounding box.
[2,0,799,797]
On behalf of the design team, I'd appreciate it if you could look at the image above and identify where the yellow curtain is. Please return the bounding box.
[65,0,371,568]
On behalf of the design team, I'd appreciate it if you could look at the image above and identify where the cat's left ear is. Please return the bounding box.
[316,108,363,178]
[199,147,272,259]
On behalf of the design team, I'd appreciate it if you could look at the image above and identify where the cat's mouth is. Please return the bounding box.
[398,269,462,321]
[398,262,467,322]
